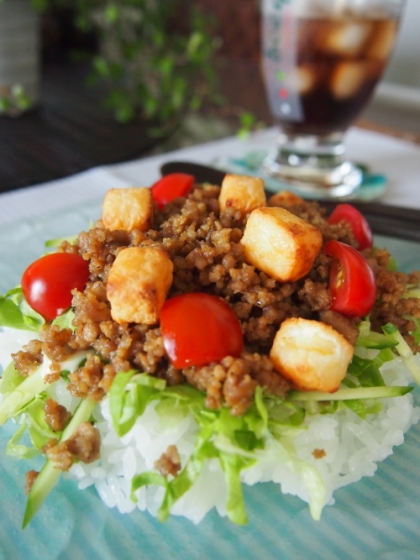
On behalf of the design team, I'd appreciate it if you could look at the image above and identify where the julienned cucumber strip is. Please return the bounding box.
[288,386,413,402]
[0,352,89,427]
[0,367,48,426]
[22,397,97,528]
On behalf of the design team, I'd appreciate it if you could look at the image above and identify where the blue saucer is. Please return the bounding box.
[213,151,387,201]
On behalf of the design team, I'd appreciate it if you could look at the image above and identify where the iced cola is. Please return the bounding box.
[262,12,399,136]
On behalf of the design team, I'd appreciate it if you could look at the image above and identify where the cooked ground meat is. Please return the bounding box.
[44,361,63,384]
[298,278,331,312]
[154,445,181,477]
[41,325,74,362]
[312,449,327,459]
[319,310,360,346]
[66,422,101,463]
[12,184,420,415]
[25,470,39,494]
[367,249,420,351]
[44,422,101,471]
[68,354,107,401]
[44,398,72,432]
[12,339,43,377]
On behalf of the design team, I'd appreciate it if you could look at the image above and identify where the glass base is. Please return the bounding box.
[262,143,363,199]
[212,148,387,202]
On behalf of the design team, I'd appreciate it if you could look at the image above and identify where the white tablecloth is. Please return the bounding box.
[1,126,420,228]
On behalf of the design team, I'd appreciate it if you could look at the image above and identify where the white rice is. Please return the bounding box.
[0,327,35,367]
[1,326,419,524]
[66,357,420,524]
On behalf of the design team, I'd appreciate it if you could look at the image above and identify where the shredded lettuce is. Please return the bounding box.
[113,373,322,524]
[0,365,50,426]
[0,352,89,427]
[26,398,61,450]
[0,361,26,394]
[347,354,386,387]
[109,371,166,437]
[6,421,40,460]
[295,458,326,521]
[336,319,420,417]
[51,308,76,331]
[114,376,269,524]
[0,284,75,333]
[356,319,398,350]
[0,289,44,332]
[5,397,58,459]
[382,323,420,384]
[44,235,77,248]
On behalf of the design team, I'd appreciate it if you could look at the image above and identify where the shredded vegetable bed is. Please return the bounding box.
[0,173,419,527]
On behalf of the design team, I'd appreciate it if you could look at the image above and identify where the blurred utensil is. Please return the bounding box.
[160,160,226,185]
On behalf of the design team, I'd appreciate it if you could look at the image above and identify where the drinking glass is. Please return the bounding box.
[260,0,406,198]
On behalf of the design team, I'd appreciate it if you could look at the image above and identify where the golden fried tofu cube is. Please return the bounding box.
[269,318,353,392]
[219,174,266,216]
[240,207,322,282]
[102,187,153,232]
[268,190,304,208]
[107,246,173,325]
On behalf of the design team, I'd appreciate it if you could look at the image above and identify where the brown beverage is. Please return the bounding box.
[262,14,399,136]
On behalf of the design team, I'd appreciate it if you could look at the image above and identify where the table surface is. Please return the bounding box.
[0,62,163,194]
[1,125,420,228]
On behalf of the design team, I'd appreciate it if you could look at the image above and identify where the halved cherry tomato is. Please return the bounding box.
[324,240,376,317]
[327,203,373,250]
[21,252,90,321]
[160,292,243,368]
[151,173,195,210]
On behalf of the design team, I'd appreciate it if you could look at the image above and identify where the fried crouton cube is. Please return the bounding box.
[240,207,322,282]
[269,318,353,392]
[107,246,173,325]
[102,187,153,232]
[219,174,266,216]
[268,190,304,208]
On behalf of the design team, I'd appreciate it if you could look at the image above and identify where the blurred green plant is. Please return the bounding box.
[236,111,266,140]
[1,0,221,132]
[66,0,222,134]
[1,0,259,140]
[0,85,32,116]
[0,0,50,116]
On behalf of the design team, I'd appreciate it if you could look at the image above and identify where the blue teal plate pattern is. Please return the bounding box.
[0,200,419,560]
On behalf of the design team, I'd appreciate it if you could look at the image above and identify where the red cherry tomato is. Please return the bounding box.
[327,204,373,250]
[151,173,195,210]
[324,240,376,318]
[21,252,90,321]
[160,293,243,368]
